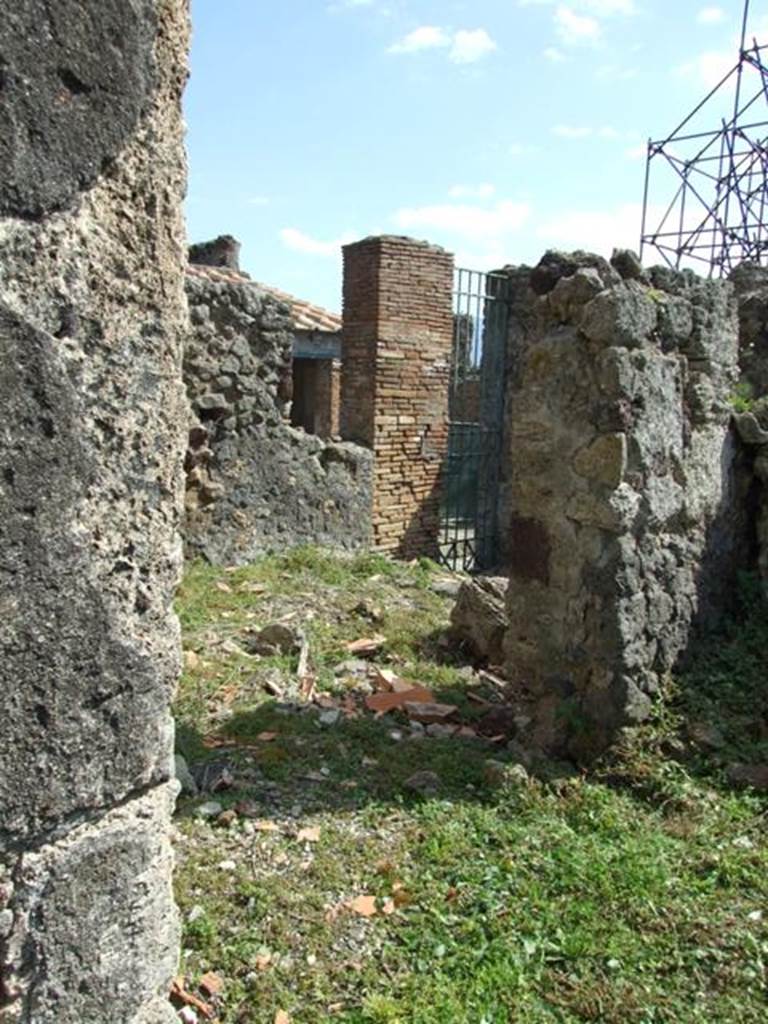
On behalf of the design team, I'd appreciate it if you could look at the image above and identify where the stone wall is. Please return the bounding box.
[340,236,454,557]
[184,270,373,563]
[501,251,752,760]
[732,262,768,397]
[731,263,768,584]
[0,2,189,1021]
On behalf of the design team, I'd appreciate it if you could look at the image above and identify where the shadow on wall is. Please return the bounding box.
[392,472,444,564]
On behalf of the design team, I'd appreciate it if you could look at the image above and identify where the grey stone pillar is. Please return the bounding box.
[0,3,190,1021]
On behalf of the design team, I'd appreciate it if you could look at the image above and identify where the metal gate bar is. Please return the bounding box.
[439,268,509,572]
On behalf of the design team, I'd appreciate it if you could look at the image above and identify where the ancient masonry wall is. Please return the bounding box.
[184,272,373,564]
[0,3,189,1022]
[731,263,768,583]
[501,251,753,760]
[340,236,454,557]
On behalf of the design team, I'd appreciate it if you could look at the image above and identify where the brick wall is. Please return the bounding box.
[340,236,454,557]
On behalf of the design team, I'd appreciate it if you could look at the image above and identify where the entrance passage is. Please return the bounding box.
[438,268,509,572]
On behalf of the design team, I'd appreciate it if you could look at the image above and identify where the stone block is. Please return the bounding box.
[572,433,627,488]
[1,785,179,1024]
[580,281,658,349]
[0,306,179,844]
[548,267,604,322]
[0,0,157,217]
[450,576,508,663]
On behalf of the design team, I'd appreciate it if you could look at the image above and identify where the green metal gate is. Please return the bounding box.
[438,268,510,572]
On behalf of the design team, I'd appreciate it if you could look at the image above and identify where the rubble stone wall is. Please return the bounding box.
[184,273,373,564]
[731,263,768,584]
[340,236,454,557]
[501,251,753,760]
[0,1,189,1021]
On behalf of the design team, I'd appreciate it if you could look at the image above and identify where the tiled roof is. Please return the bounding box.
[185,263,341,333]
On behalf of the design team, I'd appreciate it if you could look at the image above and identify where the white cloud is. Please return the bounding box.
[393,199,531,239]
[552,123,633,141]
[449,29,497,64]
[279,228,356,257]
[697,6,725,25]
[677,48,736,89]
[520,0,634,13]
[625,142,648,160]
[535,201,645,255]
[391,197,531,272]
[246,195,270,206]
[448,183,495,199]
[581,0,634,12]
[326,0,376,13]
[388,26,497,63]
[595,62,638,81]
[387,26,450,54]
[509,142,540,156]
[555,5,601,46]
[543,46,567,61]
[552,123,592,138]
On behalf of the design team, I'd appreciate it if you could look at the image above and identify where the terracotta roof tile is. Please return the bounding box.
[185,264,341,333]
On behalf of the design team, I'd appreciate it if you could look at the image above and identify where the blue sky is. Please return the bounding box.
[185,0,766,311]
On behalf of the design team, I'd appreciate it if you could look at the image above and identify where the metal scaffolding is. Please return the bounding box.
[640,0,768,275]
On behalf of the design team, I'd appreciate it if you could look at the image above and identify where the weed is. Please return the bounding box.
[729,380,755,414]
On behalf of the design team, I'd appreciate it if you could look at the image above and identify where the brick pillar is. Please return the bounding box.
[341,236,454,558]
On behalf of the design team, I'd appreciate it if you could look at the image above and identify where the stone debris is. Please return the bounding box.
[450,576,508,664]
[476,706,520,739]
[345,635,387,656]
[333,658,371,677]
[425,723,458,739]
[352,598,384,623]
[192,761,235,794]
[726,763,768,791]
[687,721,726,751]
[483,760,530,788]
[403,771,441,797]
[247,622,303,656]
[403,701,458,725]
[175,754,199,797]
[429,576,463,598]
[195,802,224,820]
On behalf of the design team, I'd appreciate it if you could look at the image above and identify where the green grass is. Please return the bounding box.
[172,549,768,1024]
